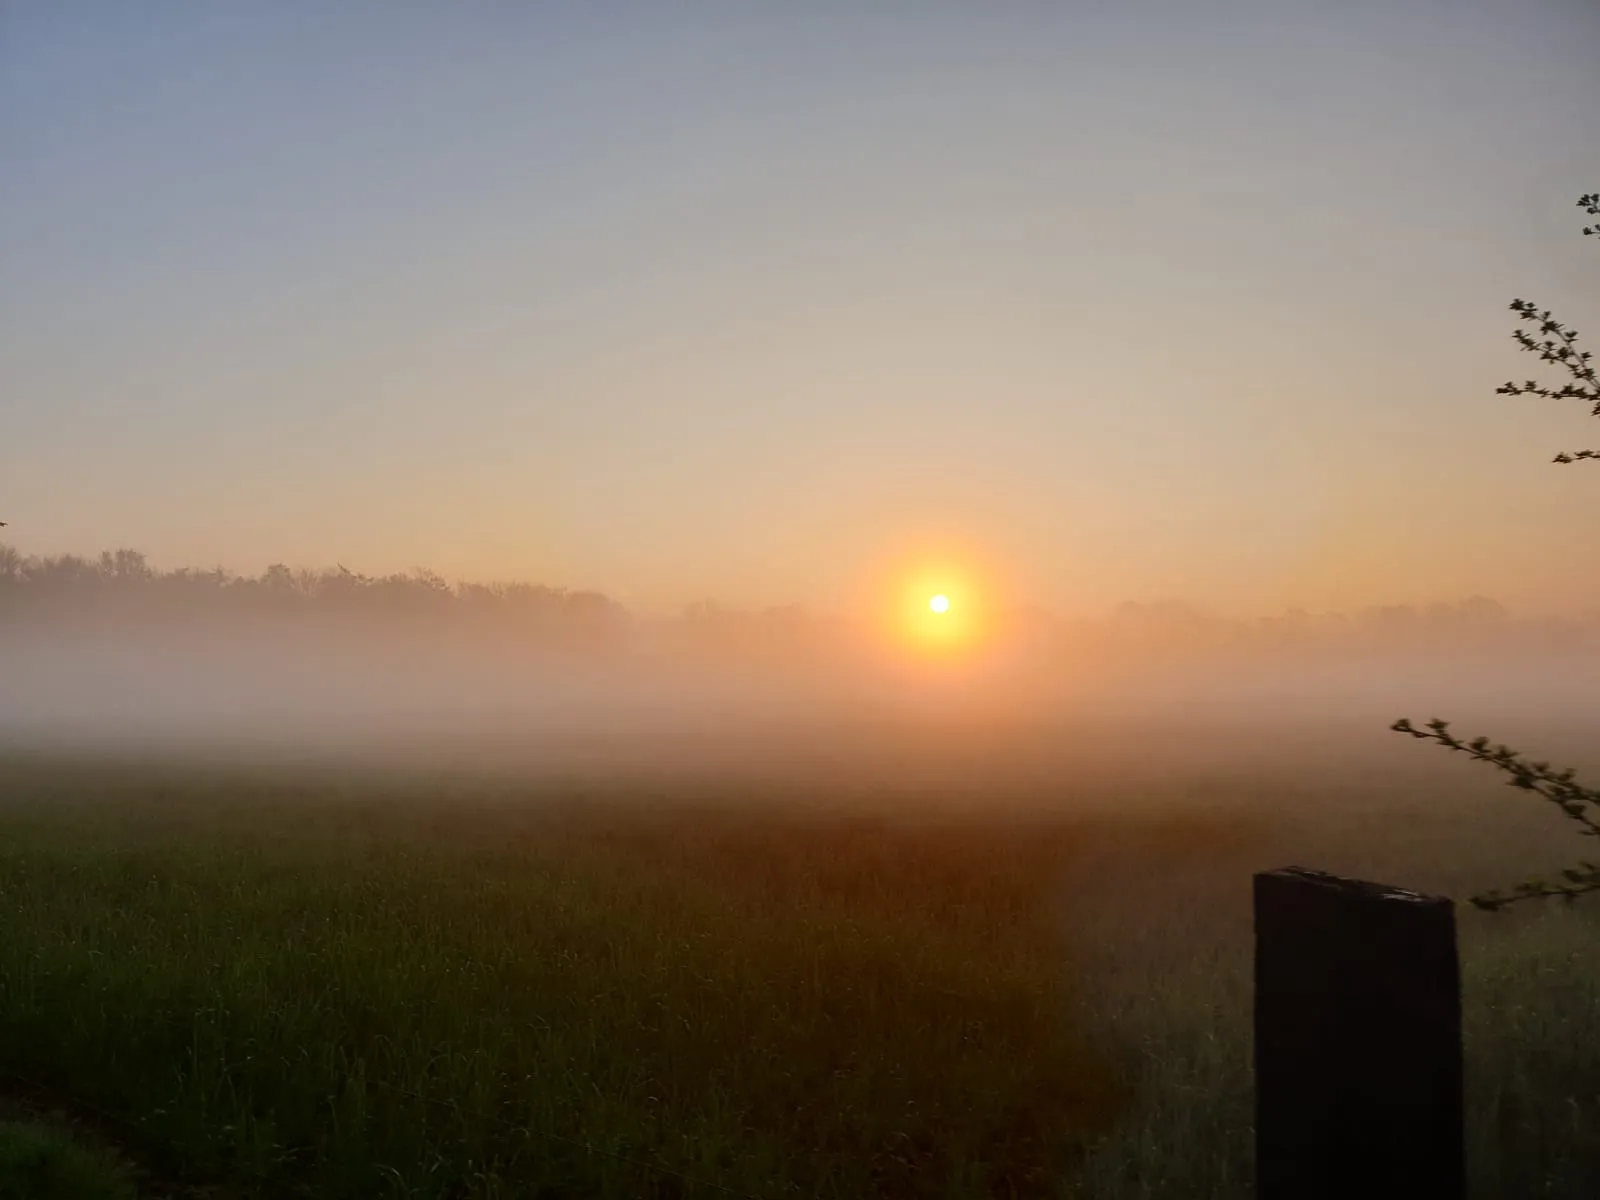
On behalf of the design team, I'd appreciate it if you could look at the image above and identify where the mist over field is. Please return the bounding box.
[5,548,1598,790]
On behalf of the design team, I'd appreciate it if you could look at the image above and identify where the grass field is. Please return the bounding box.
[0,1120,134,1200]
[0,749,1595,1197]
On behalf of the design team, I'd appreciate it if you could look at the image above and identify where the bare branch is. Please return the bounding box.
[1397,197,1599,907]
[1391,717,1600,909]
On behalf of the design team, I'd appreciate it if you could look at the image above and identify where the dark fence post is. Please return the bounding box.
[1254,867,1463,1200]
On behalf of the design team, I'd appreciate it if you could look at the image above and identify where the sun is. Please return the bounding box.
[867,543,1003,661]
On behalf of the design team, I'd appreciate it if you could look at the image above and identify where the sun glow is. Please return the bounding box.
[883,564,990,660]
[862,538,1011,666]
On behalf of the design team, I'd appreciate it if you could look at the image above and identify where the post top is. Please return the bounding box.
[1257,866,1453,908]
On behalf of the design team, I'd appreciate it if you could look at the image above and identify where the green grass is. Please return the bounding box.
[0,1121,135,1200]
[0,762,1147,1198]
[0,755,1596,1197]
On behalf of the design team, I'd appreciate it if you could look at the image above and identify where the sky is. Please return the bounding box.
[3,1,1597,619]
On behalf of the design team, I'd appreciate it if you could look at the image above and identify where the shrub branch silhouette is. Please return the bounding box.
[1390,718,1600,910]
[1395,193,1599,910]
[1496,193,1599,462]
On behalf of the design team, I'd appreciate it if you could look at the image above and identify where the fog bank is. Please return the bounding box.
[5,589,1597,791]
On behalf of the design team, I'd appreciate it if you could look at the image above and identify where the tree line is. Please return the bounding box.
[4,541,1592,661]
[0,546,626,644]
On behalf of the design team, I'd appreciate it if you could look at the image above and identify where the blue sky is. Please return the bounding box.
[3,1,1597,616]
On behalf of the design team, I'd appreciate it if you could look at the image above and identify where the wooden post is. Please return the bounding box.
[1254,867,1463,1200]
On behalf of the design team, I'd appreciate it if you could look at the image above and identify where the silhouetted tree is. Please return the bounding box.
[0,543,631,649]
[1393,193,1600,909]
